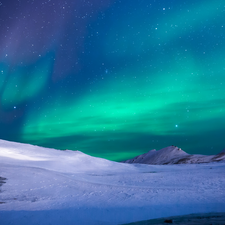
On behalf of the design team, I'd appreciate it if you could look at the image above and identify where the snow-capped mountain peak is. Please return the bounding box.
[122,146,225,165]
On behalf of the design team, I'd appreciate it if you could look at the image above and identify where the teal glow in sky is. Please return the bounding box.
[0,0,225,161]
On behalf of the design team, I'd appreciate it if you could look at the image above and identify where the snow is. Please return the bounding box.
[0,139,225,225]
[122,146,225,165]
[125,212,225,225]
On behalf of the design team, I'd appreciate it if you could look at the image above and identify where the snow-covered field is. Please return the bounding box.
[0,139,225,225]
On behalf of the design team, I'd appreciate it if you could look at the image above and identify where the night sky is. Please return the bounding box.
[0,0,225,161]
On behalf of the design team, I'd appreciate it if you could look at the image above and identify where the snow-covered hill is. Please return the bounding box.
[0,139,134,174]
[0,139,225,225]
[122,146,225,165]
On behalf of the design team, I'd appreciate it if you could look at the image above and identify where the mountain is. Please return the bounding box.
[122,146,225,165]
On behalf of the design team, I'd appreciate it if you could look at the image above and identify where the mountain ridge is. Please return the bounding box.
[122,146,225,165]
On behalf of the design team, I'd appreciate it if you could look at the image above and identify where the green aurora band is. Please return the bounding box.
[23,51,225,160]
[1,0,225,160]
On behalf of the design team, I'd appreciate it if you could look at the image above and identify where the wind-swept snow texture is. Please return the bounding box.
[122,146,225,165]
[0,139,225,225]
[123,212,225,225]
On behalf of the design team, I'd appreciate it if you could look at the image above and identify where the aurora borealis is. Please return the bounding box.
[0,0,225,161]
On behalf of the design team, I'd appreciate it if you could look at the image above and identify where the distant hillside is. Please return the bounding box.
[122,146,225,165]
